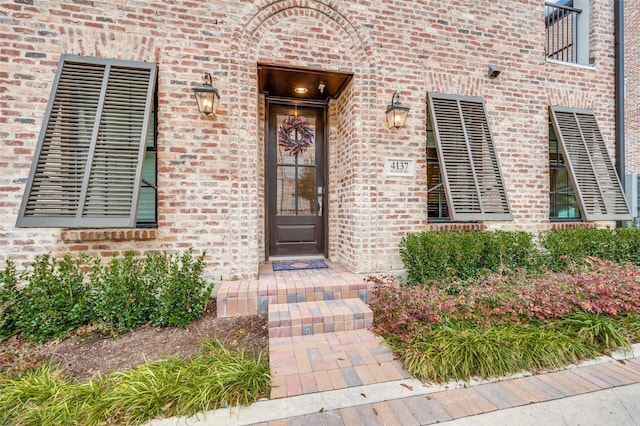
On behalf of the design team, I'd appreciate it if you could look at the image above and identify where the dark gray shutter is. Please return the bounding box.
[16,55,156,228]
[427,93,512,221]
[550,106,630,221]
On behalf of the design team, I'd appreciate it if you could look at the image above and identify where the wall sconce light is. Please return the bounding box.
[193,72,220,116]
[385,91,410,129]
[487,64,501,79]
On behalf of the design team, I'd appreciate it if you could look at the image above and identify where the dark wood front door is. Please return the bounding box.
[267,102,326,257]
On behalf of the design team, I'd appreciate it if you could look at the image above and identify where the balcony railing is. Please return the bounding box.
[545,1,582,64]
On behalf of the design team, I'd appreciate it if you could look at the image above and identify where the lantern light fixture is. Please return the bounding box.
[193,72,220,116]
[385,91,410,129]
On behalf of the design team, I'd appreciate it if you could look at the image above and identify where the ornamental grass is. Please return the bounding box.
[0,338,270,426]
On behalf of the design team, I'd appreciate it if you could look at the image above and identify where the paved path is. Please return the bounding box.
[149,345,640,426]
[269,330,410,399]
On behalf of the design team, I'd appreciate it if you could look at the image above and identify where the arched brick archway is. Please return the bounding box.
[227,0,379,274]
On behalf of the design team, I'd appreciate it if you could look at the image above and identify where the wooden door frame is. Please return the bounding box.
[265,97,329,259]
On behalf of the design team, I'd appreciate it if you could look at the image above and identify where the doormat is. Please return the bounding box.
[272,260,329,271]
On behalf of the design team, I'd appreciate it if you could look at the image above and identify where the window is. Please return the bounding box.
[549,106,630,221]
[545,0,590,66]
[16,55,157,228]
[549,122,581,219]
[427,93,512,221]
[427,112,448,219]
[625,174,640,226]
[136,96,158,227]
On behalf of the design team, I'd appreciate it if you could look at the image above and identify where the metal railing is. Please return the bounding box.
[545,1,582,64]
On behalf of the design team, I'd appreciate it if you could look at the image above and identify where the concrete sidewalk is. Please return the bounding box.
[438,383,640,425]
[149,344,640,426]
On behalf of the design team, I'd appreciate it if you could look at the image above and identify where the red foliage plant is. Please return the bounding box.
[368,260,640,340]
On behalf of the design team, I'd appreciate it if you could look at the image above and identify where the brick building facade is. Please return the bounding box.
[0,0,630,280]
[626,0,640,174]
[625,1,640,221]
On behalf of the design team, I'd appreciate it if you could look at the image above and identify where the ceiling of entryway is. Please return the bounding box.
[258,64,352,101]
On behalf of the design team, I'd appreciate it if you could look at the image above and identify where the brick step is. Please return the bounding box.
[268,298,373,338]
[266,278,368,305]
[216,278,369,318]
[216,280,262,317]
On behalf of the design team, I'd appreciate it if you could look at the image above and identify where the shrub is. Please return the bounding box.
[148,249,212,328]
[400,230,538,284]
[400,228,640,284]
[0,260,19,339]
[372,260,640,383]
[1,249,213,342]
[371,260,640,344]
[90,251,155,332]
[14,254,93,343]
[540,228,640,270]
[367,275,451,339]
[90,249,213,333]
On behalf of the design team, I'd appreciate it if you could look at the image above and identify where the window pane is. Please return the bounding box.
[137,152,156,223]
[297,167,316,215]
[276,165,296,215]
[550,158,580,219]
[549,124,563,165]
[146,112,155,148]
[137,103,156,225]
[427,163,448,218]
[427,115,438,160]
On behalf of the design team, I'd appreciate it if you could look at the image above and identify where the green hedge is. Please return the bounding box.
[400,228,640,285]
[540,228,640,270]
[0,249,213,343]
[400,230,538,284]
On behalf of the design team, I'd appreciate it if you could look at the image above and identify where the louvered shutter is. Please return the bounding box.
[550,106,630,221]
[16,55,156,228]
[427,93,512,221]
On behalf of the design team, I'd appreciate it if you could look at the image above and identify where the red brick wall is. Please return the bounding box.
[0,0,619,278]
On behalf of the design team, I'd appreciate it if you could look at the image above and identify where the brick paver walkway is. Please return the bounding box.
[248,357,640,425]
[269,329,411,399]
[261,261,399,399]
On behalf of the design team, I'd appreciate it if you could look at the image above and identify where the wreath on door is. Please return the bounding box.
[278,115,314,156]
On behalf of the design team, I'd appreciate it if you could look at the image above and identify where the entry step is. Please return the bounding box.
[216,277,370,318]
[263,279,368,305]
[268,298,373,338]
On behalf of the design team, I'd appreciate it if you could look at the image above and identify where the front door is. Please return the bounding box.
[267,102,326,257]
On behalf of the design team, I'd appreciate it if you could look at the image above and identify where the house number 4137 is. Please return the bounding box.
[385,158,415,177]
[390,161,409,172]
